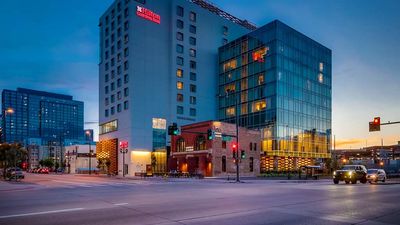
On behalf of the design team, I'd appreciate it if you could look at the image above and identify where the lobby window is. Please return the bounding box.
[190,72,196,81]
[124,47,129,57]
[111,94,115,103]
[176,19,184,29]
[190,61,196,69]
[189,25,196,34]
[105,86,109,94]
[177,32,183,41]
[177,6,183,17]
[177,106,184,115]
[117,104,121,113]
[223,26,228,35]
[111,106,115,115]
[105,109,109,117]
[189,37,196,45]
[176,44,183,54]
[124,87,129,97]
[124,21,129,31]
[117,78,122,87]
[190,49,196,57]
[190,11,196,22]
[176,69,183,78]
[177,81,183,90]
[124,74,129,83]
[124,101,129,110]
[177,94,183,102]
[177,57,184,66]
[190,108,196,117]
[124,61,129,70]
[190,96,196,105]
[190,84,196,93]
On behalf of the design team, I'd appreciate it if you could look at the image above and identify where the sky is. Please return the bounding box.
[0,0,399,148]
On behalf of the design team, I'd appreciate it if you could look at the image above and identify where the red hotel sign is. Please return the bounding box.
[119,141,129,149]
[136,6,160,24]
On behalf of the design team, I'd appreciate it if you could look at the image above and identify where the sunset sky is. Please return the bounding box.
[0,0,399,147]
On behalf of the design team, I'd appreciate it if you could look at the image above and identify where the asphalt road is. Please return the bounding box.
[1,174,400,225]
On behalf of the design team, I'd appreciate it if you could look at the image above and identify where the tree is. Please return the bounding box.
[0,143,27,179]
[40,158,54,168]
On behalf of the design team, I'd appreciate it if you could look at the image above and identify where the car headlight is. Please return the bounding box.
[348,171,353,176]
[333,171,336,175]
[371,175,376,178]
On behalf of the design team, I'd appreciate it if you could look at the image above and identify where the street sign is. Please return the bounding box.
[119,141,128,149]
[222,136,232,141]
[214,131,222,138]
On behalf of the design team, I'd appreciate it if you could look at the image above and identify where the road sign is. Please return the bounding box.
[222,136,232,141]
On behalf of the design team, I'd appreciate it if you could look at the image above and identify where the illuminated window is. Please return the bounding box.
[252,47,268,62]
[226,107,235,116]
[177,81,183,90]
[223,59,237,72]
[241,103,248,115]
[100,120,118,134]
[190,12,196,22]
[176,19,183,29]
[258,74,264,85]
[318,73,324,83]
[252,100,266,112]
[319,62,324,72]
[152,118,166,129]
[177,106,184,114]
[224,83,235,93]
[177,57,183,65]
[176,69,183,78]
[177,94,183,102]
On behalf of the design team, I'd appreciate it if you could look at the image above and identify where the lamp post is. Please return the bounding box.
[226,89,240,182]
[85,131,93,175]
[120,147,128,177]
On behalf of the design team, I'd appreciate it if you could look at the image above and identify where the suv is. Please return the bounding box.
[5,167,25,181]
[333,165,367,184]
[367,169,387,183]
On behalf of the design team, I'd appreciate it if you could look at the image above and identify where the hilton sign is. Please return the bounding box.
[136,6,160,24]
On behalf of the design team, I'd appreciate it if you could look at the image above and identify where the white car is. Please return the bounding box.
[367,169,386,183]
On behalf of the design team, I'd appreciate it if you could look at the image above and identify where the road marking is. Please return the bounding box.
[51,180,93,187]
[113,203,129,206]
[0,208,84,219]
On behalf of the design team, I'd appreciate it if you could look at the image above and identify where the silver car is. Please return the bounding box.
[367,169,386,183]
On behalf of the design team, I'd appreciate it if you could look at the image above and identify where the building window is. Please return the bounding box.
[124,61,129,70]
[177,6,183,17]
[111,21,115,30]
[177,32,183,41]
[105,63,109,71]
[190,108,196,117]
[190,72,196,81]
[189,37,196,45]
[117,16,121,25]
[124,87,129,97]
[223,38,228,45]
[190,84,196,93]
[105,86,109,94]
[117,78,122,87]
[111,82,115,91]
[250,157,254,172]
[111,70,115,78]
[176,69,183,78]
[124,7,129,18]
[177,94,183,102]
[124,47,129,57]
[105,39,109,47]
[124,101,129,110]
[117,66,121,75]
[176,44,183,54]
[223,59,237,72]
[111,94,115,103]
[194,135,206,151]
[177,106,183,115]
[117,40,121,49]
[252,100,266,112]
[176,137,185,152]
[100,120,118,134]
[189,49,196,57]
[105,51,109,59]
[124,74,129,83]
[117,104,121,113]
[190,96,196,105]
[105,109,109,117]
[111,33,115,42]
[105,28,109,37]
[190,11,196,22]
[111,106,115,115]
[117,53,121,62]
[105,16,109,24]
[135,0,146,4]
[177,81,183,90]
[105,97,109,106]
[176,19,184,29]
[190,60,196,69]
[319,62,324,72]
[258,74,264,85]
[223,26,228,35]
[105,74,109,82]
[254,143,257,151]
[124,21,129,31]
[177,57,184,66]
[111,45,115,54]
[124,34,129,43]
[117,91,122,100]
[189,25,196,34]
[222,141,227,149]
[226,107,235,116]
[222,156,226,172]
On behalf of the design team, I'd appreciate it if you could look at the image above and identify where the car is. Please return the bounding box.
[5,167,25,181]
[333,165,367,184]
[38,168,49,174]
[367,169,386,183]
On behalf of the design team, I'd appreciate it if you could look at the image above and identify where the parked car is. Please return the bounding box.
[5,167,25,181]
[367,169,386,183]
[38,168,49,174]
[333,165,367,184]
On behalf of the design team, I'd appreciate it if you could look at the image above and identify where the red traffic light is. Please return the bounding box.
[232,143,238,151]
[373,117,380,125]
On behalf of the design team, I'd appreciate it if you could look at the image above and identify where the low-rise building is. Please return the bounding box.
[64,144,97,174]
[169,121,260,177]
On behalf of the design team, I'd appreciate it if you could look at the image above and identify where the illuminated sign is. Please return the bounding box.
[119,141,129,149]
[136,6,160,24]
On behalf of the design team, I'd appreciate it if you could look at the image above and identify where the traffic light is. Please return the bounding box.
[369,117,381,132]
[168,123,179,135]
[207,129,214,140]
[241,150,246,159]
[232,142,238,158]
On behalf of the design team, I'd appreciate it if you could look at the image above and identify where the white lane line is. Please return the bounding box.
[0,208,84,219]
[113,203,129,206]
[51,180,92,187]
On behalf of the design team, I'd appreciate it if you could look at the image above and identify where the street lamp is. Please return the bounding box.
[85,131,93,175]
[225,89,240,182]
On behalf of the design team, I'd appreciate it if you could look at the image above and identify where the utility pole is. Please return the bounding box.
[226,89,240,182]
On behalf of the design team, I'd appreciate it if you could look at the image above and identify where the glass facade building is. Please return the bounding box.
[218,20,332,171]
[1,88,84,145]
